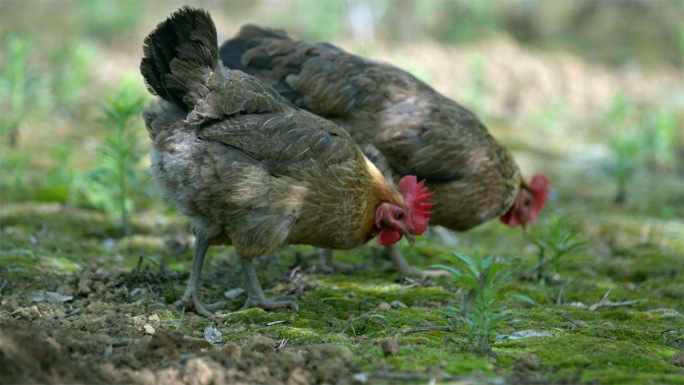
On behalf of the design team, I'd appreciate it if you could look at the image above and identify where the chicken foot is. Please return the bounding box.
[385,244,448,278]
[316,249,359,273]
[178,235,226,318]
[240,254,299,311]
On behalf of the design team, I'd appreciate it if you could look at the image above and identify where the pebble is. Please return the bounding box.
[380,339,399,356]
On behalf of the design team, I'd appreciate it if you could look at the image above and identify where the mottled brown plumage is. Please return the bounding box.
[220,26,549,275]
[140,7,431,315]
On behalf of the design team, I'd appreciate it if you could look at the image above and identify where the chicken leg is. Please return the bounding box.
[240,254,299,311]
[316,249,359,273]
[179,235,226,317]
[385,244,449,278]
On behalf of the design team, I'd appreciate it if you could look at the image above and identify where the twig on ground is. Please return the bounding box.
[147,283,158,301]
[402,326,453,334]
[276,338,289,350]
[57,308,81,319]
[265,320,287,326]
[559,313,581,327]
[556,279,572,305]
[587,288,645,311]
[353,372,505,384]
[176,306,185,331]
[106,338,137,347]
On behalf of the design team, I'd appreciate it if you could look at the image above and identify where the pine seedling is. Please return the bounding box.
[532,217,586,285]
[433,251,534,353]
[75,78,146,237]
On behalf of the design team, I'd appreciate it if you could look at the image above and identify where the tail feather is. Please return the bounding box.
[219,24,289,70]
[140,6,220,112]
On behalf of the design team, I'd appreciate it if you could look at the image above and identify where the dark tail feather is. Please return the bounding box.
[219,38,249,71]
[140,6,220,112]
[219,24,289,71]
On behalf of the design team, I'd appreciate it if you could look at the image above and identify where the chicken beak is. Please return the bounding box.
[403,232,415,246]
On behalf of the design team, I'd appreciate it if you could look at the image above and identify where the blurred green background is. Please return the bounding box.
[1,0,682,224]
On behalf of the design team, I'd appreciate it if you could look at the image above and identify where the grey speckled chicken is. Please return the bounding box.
[220,26,550,277]
[140,7,434,316]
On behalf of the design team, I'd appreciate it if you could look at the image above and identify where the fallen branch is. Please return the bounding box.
[588,288,645,311]
[57,308,81,319]
[558,313,582,328]
[176,306,185,331]
[402,326,453,334]
[353,372,505,384]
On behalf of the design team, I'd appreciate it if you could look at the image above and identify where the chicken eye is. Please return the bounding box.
[394,211,404,220]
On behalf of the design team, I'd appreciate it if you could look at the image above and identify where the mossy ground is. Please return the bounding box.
[1,2,683,382]
[1,163,682,384]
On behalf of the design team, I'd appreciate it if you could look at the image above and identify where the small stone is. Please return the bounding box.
[377,302,391,310]
[223,288,245,300]
[183,357,214,385]
[203,326,223,345]
[669,351,684,367]
[143,324,155,335]
[380,339,399,356]
[281,350,306,368]
[561,320,588,330]
[390,300,407,308]
[148,314,161,323]
[515,353,541,371]
[244,334,276,354]
[222,342,242,358]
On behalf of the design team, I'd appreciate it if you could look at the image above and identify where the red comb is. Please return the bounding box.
[529,174,549,222]
[399,175,436,235]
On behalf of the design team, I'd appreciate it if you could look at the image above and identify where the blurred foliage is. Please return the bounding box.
[73,76,147,236]
[49,43,96,113]
[77,0,143,39]
[227,0,682,68]
[0,36,42,147]
[35,145,75,203]
[460,55,489,119]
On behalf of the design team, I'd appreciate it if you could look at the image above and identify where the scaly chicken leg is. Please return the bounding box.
[179,235,225,317]
[239,255,298,311]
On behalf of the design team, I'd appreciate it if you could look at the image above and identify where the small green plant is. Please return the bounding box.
[601,93,642,204]
[78,0,143,39]
[35,145,74,203]
[531,217,587,285]
[433,251,534,354]
[640,109,680,172]
[461,55,489,118]
[0,153,28,202]
[0,35,40,147]
[603,129,641,204]
[74,77,146,236]
[49,43,95,112]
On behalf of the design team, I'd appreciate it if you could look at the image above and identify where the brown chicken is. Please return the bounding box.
[140,7,434,316]
[220,26,549,276]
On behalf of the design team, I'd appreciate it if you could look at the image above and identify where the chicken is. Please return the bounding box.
[139,7,434,316]
[219,26,549,276]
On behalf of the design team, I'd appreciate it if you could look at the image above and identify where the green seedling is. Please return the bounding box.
[531,216,587,285]
[433,251,535,354]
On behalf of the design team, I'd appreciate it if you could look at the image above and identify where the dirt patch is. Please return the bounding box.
[0,321,358,385]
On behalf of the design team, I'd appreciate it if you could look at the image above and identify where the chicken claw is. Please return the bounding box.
[386,244,448,278]
[178,292,226,318]
[240,254,299,311]
[177,235,225,317]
